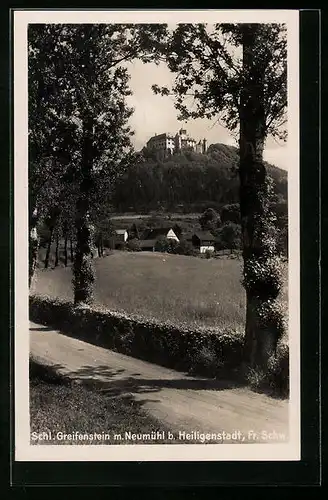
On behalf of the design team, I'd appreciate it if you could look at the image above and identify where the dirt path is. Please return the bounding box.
[30,322,289,444]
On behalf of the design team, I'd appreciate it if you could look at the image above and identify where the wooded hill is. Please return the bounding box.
[112,143,288,214]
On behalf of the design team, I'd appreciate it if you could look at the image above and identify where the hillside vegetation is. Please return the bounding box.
[112,143,288,213]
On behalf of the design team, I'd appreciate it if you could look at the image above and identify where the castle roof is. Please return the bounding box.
[148,132,175,141]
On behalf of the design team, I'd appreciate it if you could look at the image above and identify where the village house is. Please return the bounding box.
[145,227,180,242]
[138,227,180,252]
[186,231,215,253]
[113,224,217,255]
[114,229,128,248]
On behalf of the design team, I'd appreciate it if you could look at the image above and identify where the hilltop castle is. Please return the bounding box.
[146,128,207,159]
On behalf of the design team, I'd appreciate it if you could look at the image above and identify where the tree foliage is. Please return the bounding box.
[218,222,242,252]
[28,23,167,298]
[221,203,241,224]
[199,207,221,231]
[153,23,286,141]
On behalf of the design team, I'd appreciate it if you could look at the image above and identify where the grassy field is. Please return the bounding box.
[32,250,288,332]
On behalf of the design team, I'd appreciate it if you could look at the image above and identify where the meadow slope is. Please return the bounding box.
[32,251,247,331]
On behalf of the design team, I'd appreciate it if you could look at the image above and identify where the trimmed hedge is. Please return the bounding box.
[30,294,244,376]
[29,294,289,394]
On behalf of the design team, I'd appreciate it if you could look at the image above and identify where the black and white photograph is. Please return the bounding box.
[14,9,300,462]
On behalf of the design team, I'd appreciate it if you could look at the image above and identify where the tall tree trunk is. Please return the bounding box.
[99,233,104,257]
[72,118,95,305]
[64,231,68,267]
[29,208,39,288]
[44,226,54,269]
[70,238,74,263]
[239,24,283,372]
[54,232,60,267]
[100,236,104,257]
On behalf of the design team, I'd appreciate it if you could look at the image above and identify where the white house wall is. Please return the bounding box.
[166,229,179,241]
[200,245,214,253]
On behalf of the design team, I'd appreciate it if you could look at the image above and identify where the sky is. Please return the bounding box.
[125,60,288,171]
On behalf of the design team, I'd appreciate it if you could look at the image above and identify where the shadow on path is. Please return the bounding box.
[30,358,245,411]
[63,363,245,403]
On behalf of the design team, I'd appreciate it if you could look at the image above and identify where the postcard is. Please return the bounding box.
[14,9,300,462]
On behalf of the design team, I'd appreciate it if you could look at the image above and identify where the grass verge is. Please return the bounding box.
[30,359,173,445]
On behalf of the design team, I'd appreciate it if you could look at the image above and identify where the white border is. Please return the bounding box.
[14,9,300,462]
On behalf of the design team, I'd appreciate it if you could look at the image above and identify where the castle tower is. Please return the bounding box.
[175,132,182,152]
[202,138,207,154]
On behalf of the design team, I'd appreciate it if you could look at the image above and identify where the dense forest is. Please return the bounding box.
[112,143,288,213]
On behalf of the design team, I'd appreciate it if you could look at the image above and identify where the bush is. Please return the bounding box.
[154,237,181,254]
[126,238,141,252]
[29,294,245,379]
[192,345,224,378]
[167,239,180,254]
[204,249,213,259]
[154,236,170,253]
[175,239,197,257]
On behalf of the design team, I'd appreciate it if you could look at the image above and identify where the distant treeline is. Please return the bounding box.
[112,143,288,213]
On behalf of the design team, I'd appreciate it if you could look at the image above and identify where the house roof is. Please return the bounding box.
[115,229,127,235]
[182,232,194,241]
[145,227,177,240]
[193,231,215,242]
